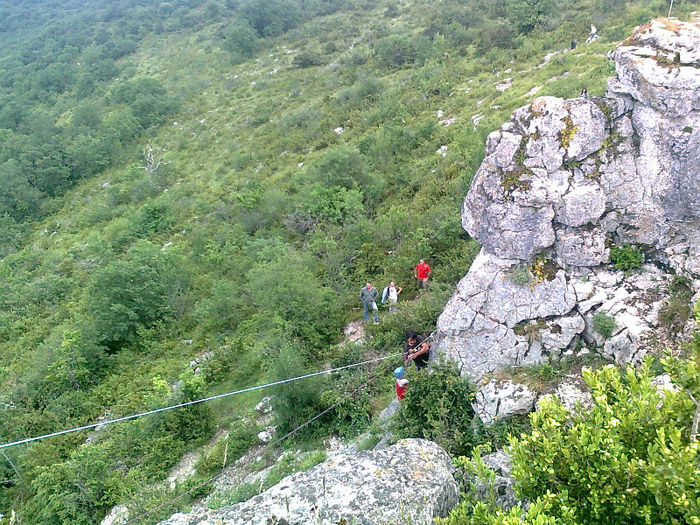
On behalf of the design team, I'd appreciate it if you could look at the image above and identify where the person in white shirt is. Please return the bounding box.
[381,281,403,313]
[587,24,599,43]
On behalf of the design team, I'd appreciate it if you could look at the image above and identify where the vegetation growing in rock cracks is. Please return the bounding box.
[609,242,644,271]
[508,265,534,286]
[0,0,696,522]
[658,275,694,336]
[592,310,618,339]
[559,115,579,149]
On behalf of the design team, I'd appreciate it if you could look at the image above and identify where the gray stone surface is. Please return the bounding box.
[473,380,537,426]
[158,439,458,525]
[255,396,273,414]
[536,377,593,414]
[100,505,129,525]
[378,397,400,423]
[481,451,518,510]
[556,184,607,227]
[436,18,699,382]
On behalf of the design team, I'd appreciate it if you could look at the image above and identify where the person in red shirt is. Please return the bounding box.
[414,259,431,289]
[394,366,408,400]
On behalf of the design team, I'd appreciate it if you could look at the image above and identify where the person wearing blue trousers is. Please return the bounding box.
[360,281,379,324]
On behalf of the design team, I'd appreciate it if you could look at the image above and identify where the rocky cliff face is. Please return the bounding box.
[158,439,458,525]
[435,18,700,382]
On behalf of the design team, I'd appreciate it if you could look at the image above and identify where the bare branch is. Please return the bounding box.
[139,143,170,177]
[688,391,700,443]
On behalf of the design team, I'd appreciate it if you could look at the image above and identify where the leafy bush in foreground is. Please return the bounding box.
[441,346,700,525]
[393,359,476,456]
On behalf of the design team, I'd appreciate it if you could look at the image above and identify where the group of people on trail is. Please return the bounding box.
[359,259,431,324]
[357,260,434,400]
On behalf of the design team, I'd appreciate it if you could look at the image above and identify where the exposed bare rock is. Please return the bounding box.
[436,18,699,382]
[100,505,129,525]
[536,376,593,413]
[255,396,273,414]
[460,449,519,513]
[473,380,537,426]
[556,184,607,227]
[166,450,201,489]
[651,373,680,397]
[158,439,458,525]
[343,320,366,343]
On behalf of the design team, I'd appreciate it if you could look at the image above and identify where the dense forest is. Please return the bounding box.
[0,0,696,523]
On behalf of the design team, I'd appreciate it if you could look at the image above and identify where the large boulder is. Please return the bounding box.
[158,439,459,525]
[436,18,700,382]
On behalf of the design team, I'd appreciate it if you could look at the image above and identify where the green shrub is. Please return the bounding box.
[509,359,700,523]
[436,445,574,525]
[609,243,644,271]
[658,276,693,335]
[292,50,323,68]
[319,377,373,438]
[442,356,700,524]
[592,311,617,339]
[373,35,419,68]
[393,359,476,456]
[195,424,257,477]
[222,21,259,61]
[163,369,213,444]
[85,241,179,350]
[508,265,532,286]
[271,345,325,436]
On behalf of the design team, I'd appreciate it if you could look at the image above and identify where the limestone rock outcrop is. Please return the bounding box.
[481,451,518,510]
[536,376,593,414]
[436,18,700,382]
[158,439,458,525]
[472,379,537,426]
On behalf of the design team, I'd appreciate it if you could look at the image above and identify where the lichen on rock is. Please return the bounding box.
[157,439,459,525]
[436,18,700,383]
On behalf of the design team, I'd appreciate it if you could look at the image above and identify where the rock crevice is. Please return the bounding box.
[436,18,700,383]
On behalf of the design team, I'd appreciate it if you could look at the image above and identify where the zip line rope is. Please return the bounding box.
[0,352,401,451]
[123,357,398,524]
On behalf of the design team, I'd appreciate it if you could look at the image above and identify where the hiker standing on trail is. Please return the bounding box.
[381,281,403,313]
[403,331,431,369]
[586,24,598,43]
[414,259,431,290]
[360,281,379,324]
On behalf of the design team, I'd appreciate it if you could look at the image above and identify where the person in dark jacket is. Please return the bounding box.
[403,331,430,369]
[360,281,379,323]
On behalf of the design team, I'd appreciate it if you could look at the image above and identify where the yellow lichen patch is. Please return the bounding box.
[531,98,547,113]
[621,22,652,46]
[411,470,425,481]
[657,17,681,33]
[530,255,559,283]
[560,116,579,149]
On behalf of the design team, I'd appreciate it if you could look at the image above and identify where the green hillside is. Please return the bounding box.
[0,0,694,523]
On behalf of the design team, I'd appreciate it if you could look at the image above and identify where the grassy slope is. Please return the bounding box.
[0,0,692,522]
